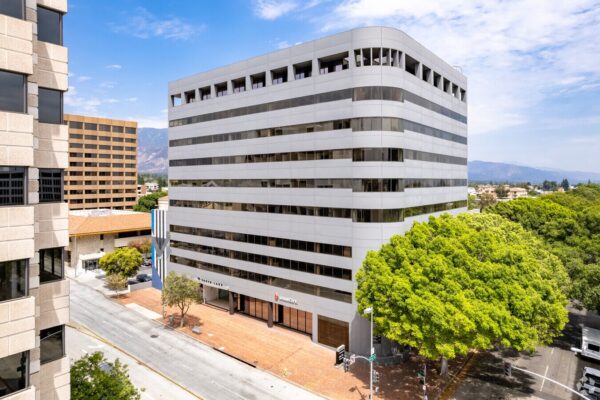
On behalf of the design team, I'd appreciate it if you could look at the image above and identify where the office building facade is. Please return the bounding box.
[0,0,70,398]
[168,27,467,354]
[64,114,138,210]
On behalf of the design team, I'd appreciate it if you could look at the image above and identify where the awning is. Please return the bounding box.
[80,252,105,261]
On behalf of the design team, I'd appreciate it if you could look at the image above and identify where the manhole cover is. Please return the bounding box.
[150,334,159,338]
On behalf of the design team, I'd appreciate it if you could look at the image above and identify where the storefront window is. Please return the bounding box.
[318,315,349,349]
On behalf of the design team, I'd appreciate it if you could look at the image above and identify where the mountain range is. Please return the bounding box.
[137,128,599,184]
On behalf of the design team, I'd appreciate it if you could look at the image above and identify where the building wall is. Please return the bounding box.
[1,0,70,398]
[68,233,150,273]
[167,27,468,354]
[64,114,138,210]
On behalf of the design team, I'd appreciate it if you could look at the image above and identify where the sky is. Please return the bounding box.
[65,0,600,172]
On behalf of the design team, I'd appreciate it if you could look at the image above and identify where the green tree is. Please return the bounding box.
[128,238,151,258]
[105,273,128,297]
[133,191,167,212]
[162,272,202,327]
[467,194,477,210]
[356,213,569,375]
[99,247,142,277]
[495,185,509,198]
[156,175,168,189]
[560,178,570,191]
[478,192,496,211]
[71,352,141,400]
[542,180,558,191]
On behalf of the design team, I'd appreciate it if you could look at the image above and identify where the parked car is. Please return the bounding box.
[572,326,600,363]
[143,259,151,267]
[576,382,600,400]
[581,367,600,388]
[136,273,151,283]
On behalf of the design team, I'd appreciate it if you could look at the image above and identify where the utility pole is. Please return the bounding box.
[365,307,374,400]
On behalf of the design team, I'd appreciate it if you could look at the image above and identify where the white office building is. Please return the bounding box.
[167,27,467,354]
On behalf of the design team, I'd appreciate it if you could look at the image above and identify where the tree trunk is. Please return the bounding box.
[440,357,449,376]
[180,309,185,327]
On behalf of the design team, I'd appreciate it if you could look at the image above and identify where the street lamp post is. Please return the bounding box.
[364,307,373,400]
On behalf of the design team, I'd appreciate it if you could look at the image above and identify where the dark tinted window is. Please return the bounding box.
[37,6,62,45]
[39,88,63,124]
[40,247,63,283]
[84,123,97,130]
[0,167,26,205]
[0,351,28,395]
[40,325,65,364]
[0,0,24,19]
[39,169,63,202]
[125,127,136,134]
[112,126,124,133]
[0,70,26,113]
[68,121,83,129]
[0,259,27,301]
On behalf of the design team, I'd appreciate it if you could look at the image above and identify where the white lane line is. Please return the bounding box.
[550,347,555,355]
[540,365,550,391]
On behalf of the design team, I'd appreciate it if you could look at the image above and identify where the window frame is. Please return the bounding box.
[0,259,28,303]
[39,169,64,203]
[0,0,25,20]
[0,166,27,206]
[0,69,27,114]
[0,350,29,395]
[40,325,65,364]
[37,6,63,46]
[39,247,64,283]
[38,87,64,124]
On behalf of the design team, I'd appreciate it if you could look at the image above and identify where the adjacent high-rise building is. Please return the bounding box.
[0,0,70,399]
[167,27,467,354]
[64,114,138,210]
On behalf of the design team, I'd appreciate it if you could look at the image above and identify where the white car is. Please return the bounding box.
[572,326,600,363]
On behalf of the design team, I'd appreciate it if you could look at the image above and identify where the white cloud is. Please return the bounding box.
[105,64,122,70]
[77,75,92,82]
[65,86,141,115]
[254,0,298,20]
[317,0,600,136]
[111,8,203,40]
[133,115,168,129]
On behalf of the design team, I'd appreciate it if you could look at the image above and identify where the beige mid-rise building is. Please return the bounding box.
[0,0,70,399]
[64,114,138,210]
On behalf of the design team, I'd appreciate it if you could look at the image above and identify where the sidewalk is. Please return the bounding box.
[118,287,462,400]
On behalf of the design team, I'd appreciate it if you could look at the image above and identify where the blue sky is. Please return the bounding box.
[65,0,600,172]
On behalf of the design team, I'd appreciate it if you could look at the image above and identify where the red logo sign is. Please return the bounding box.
[274,292,279,302]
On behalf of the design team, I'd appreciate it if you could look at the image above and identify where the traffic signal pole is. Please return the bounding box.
[369,309,373,400]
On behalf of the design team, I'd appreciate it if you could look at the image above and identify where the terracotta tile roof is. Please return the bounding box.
[69,212,151,237]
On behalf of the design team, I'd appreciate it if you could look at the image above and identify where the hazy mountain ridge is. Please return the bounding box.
[468,160,600,184]
[136,129,599,183]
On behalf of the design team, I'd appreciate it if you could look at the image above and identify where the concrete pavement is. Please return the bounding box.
[69,278,324,400]
[67,325,199,400]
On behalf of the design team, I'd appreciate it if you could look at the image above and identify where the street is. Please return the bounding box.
[67,325,199,400]
[452,308,600,399]
[69,278,324,400]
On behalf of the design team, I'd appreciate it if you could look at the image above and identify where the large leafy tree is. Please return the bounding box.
[162,272,203,327]
[133,191,167,212]
[71,352,141,400]
[356,213,569,374]
[99,247,142,277]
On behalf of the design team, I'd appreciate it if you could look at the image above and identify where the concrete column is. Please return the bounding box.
[267,302,274,328]
[312,58,319,76]
[349,49,356,68]
[287,65,294,81]
[266,69,272,86]
[245,76,251,91]
[399,52,405,70]
[226,80,233,95]
[228,291,235,315]
[210,85,216,98]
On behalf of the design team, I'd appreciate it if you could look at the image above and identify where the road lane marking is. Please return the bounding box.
[550,348,554,355]
[540,365,550,391]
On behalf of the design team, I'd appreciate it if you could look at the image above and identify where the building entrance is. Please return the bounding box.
[237,294,312,335]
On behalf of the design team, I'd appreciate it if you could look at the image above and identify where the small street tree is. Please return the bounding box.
[478,192,496,211]
[133,191,167,212]
[356,213,569,376]
[128,238,151,258]
[105,273,128,297]
[162,272,202,327]
[99,247,142,277]
[71,351,141,400]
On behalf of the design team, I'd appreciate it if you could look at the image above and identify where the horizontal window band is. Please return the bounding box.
[169,86,467,127]
[170,254,352,303]
[169,178,468,192]
[169,199,468,223]
[169,148,467,167]
[169,117,466,147]
[171,224,352,258]
[171,240,352,280]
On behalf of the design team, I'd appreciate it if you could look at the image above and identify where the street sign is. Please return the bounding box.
[350,354,356,364]
[369,353,376,362]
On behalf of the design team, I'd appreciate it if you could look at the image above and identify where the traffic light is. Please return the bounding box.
[503,361,512,377]
[343,357,350,373]
[418,369,425,385]
[373,370,380,385]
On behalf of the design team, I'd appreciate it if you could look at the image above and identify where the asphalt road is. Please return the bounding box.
[67,325,199,400]
[452,308,600,400]
[69,278,324,400]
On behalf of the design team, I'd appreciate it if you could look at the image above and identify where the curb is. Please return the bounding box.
[67,321,204,400]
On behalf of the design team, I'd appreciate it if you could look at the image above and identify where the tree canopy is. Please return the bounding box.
[71,352,141,400]
[162,272,202,327]
[99,247,142,277]
[356,213,569,364]
[486,184,600,312]
[133,191,167,213]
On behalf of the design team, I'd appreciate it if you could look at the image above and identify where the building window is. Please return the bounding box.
[293,61,312,80]
[232,78,245,93]
[0,70,26,113]
[215,82,227,97]
[40,325,65,364]
[84,123,97,130]
[318,315,349,349]
[99,124,110,132]
[39,169,63,203]
[0,259,27,302]
[0,167,26,206]
[0,351,28,395]
[184,90,196,104]
[0,0,24,19]
[318,52,349,74]
[112,126,124,133]
[37,6,63,46]
[38,88,63,124]
[40,248,63,283]
[251,72,265,89]
[125,127,136,134]
[271,67,287,85]
[199,86,211,100]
